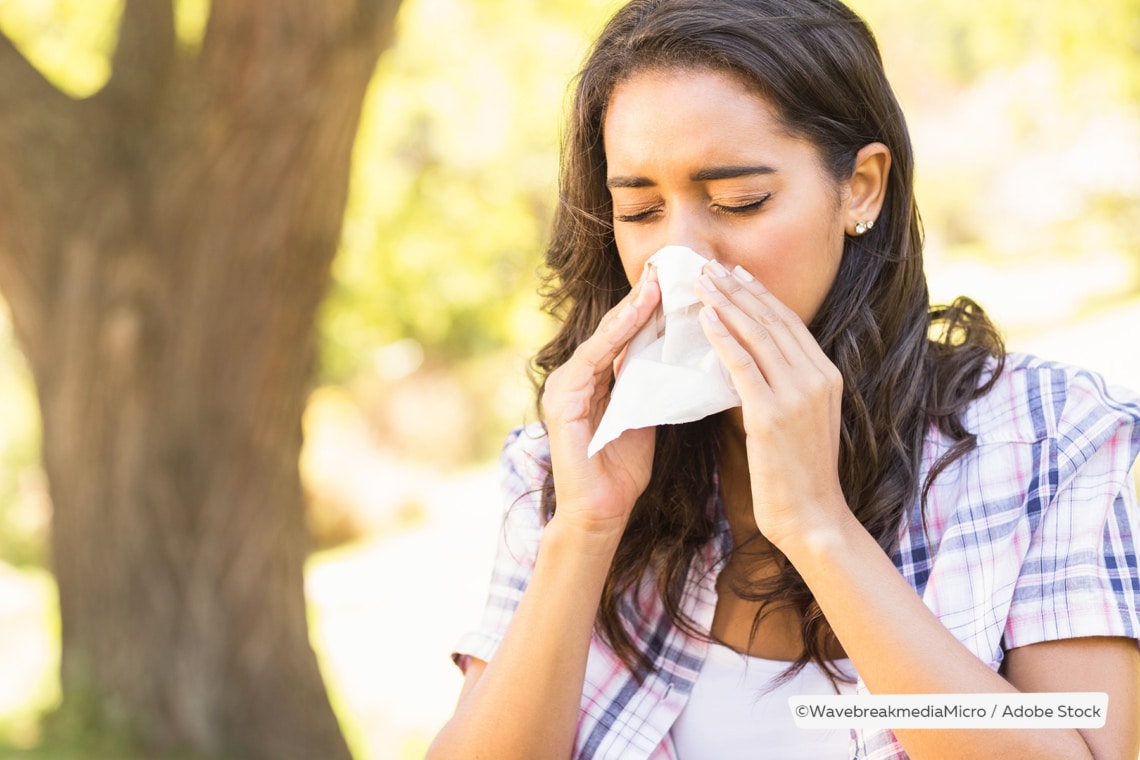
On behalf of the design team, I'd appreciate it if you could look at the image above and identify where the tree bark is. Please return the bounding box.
[0,0,403,756]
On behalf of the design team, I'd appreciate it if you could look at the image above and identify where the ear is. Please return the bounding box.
[844,142,891,236]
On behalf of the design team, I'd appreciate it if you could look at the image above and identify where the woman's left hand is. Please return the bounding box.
[694,259,852,549]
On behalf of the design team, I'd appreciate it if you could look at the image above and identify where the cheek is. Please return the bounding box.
[621,259,645,287]
[614,236,650,286]
[738,227,843,322]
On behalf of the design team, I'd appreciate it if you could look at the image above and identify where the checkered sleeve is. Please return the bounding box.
[1003,370,1140,649]
[451,423,550,673]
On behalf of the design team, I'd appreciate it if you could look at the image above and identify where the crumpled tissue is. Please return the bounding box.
[587,245,740,456]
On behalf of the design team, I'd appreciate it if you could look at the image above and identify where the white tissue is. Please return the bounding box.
[587,245,741,457]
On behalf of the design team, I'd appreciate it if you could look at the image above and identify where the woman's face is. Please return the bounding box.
[603,67,849,324]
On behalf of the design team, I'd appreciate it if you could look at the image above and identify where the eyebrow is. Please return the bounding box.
[606,164,777,188]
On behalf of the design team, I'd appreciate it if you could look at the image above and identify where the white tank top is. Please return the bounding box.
[671,643,856,760]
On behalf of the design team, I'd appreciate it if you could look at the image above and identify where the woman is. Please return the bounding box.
[428,1,1140,758]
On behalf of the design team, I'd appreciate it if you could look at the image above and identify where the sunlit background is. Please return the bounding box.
[0,0,1137,758]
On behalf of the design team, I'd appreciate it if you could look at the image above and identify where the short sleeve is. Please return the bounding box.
[1003,372,1140,649]
[451,423,551,673]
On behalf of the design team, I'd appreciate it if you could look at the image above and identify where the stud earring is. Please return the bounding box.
[854,220,875,235]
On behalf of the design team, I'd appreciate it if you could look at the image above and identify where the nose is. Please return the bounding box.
[660,204,714,261]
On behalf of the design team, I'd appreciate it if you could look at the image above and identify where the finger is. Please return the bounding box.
[727,263,835,376]
[546,270,660,461]
[703,261,813,370]
[613,341,631,378]
[695,268,798,388]
[562,271,661,391]
[726,264,845,412]
[697,303,775,403]
[613,264,658,377]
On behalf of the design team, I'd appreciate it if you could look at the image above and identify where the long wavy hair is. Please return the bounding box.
[532,0,1005,685]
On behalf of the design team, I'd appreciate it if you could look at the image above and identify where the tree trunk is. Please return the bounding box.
[0,1,403,757]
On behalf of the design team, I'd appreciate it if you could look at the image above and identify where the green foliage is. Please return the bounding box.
[0,566,58,754]
[851,0,1140,311]
[319,0,620,381]
[174,0,209,51]
[314,0,625,463]
[0,0,211,96]
[0,0,120,96]
[854,0,1140,95]
[0,311,46,568]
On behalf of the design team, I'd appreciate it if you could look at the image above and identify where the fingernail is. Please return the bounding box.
[733,265,754,282]
[707,259,730,277]
[700,305,724,329]
[698,274,718,293]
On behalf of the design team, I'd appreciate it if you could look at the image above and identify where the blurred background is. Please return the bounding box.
[0,0,1137,758]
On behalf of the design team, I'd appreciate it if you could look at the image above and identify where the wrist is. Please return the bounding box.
[544,512,628,561]
[772,500,866,563]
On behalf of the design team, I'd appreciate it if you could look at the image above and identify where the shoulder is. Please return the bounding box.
[919,352,1140,530]
[901,355,1140,677]
[962,352,1140,458]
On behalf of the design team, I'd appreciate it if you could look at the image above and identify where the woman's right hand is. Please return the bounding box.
[543,266,661,542]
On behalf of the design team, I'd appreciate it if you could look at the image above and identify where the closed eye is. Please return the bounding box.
[614,208,661,224]
[714,194,771,216]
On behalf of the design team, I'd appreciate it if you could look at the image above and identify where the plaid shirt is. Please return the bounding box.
[453,354,1140,759]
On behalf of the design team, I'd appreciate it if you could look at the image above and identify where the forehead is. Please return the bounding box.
[602,67,807,168]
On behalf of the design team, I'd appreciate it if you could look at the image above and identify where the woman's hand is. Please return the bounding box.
[543,266,662,542]
[694,259,852,549]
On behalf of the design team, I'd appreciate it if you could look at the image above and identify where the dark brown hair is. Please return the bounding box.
[532,0,1004,685]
